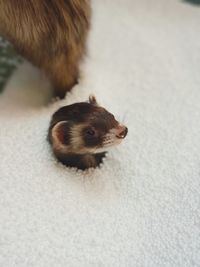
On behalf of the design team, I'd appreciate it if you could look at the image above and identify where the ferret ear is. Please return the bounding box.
[51,121,70,145]
[88,94,98,105]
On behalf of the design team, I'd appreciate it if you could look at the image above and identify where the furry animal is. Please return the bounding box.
[0,0,90,98]
[48,95,128,170]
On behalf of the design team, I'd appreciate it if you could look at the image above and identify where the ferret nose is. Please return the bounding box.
[116,126,128,139]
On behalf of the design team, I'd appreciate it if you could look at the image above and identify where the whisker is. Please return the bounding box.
[103,142,114,147]
[103,141,113,145]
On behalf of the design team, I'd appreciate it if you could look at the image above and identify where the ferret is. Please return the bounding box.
[0,0,90,98]
[48,95,128,170]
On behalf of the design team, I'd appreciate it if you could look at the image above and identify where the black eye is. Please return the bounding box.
[86,128,95,136]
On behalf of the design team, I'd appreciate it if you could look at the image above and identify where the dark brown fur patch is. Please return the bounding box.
[0,0,91,97]
[54,150,106,170]
[49,102,118,129]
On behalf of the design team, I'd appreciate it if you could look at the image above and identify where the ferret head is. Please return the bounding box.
[49,95,128,154]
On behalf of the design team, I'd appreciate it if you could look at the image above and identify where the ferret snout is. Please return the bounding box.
[116,125,128,139]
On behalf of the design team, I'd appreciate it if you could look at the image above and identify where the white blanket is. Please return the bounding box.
[0,0,200,266]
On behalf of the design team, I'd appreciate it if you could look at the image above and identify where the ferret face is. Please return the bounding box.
[81,109,127,152]
[49,95,128,154]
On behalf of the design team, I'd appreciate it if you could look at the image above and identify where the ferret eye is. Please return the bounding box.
[86,128,95,136]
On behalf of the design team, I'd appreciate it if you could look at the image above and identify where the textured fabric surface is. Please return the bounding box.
[0,37,21,92]
[0,0,200,266]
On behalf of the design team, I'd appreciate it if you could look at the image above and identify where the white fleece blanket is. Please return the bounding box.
[0,0,200,266]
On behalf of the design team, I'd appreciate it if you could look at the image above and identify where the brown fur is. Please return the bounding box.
[0,0,90,98]
[48,96,128,170]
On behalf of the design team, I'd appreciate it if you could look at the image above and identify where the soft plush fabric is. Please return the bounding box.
[0,0,200,266]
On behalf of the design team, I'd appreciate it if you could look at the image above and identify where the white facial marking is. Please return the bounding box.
[70,124,84,150]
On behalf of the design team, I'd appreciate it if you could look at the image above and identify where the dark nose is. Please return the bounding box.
[116,126,128,139]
